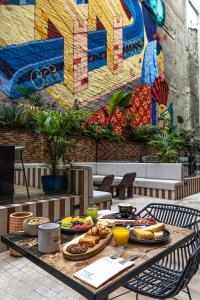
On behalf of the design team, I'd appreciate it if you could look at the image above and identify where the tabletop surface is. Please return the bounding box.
[1,225,195,300]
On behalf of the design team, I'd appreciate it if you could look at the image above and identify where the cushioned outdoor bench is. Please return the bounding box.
[14,162,200,201]
[72,162,185,200]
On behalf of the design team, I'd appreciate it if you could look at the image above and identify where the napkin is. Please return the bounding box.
[74,257,135,288]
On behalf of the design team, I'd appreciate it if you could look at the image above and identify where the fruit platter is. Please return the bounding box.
[58,216,94,233]
[63,224,113,260]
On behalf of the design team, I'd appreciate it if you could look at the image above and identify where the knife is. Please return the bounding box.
[119,254,139,265]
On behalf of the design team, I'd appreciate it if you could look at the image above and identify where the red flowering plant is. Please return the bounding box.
[82,85,153,142]
[81,91,133,143]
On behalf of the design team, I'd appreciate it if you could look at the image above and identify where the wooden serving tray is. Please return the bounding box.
[63,229,113,261]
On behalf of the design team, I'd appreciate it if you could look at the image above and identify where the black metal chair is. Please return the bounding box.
[111,172,136,200]
[123,203,200,300]
[97,174,114,193]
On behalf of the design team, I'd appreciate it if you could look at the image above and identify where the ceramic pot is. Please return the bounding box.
[41,175,67,195]
[38,223,60,254]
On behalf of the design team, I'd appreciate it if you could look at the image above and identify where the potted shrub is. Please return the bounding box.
[33,111,75,195]
[148,131,184,163]
[41,135,74,194]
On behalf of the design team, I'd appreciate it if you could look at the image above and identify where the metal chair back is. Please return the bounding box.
[169,233,200,299]
[137,203,200,231]
[125,204,200,299]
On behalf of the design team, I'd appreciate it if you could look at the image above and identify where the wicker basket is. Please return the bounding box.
[9,211,33,257]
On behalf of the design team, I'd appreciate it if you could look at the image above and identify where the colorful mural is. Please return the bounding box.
[0,0,169,126]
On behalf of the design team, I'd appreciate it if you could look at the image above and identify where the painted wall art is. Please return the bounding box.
[0,0,171,126]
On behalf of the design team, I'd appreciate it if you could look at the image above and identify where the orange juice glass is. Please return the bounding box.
[112,226,130,247]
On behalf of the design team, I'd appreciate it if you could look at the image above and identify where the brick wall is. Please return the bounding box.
[0,128,45,162]
[0,128,96,162]
[0,128,154,162]
[97,139,155,161]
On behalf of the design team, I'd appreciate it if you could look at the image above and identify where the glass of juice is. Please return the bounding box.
[85,206,99,221]
[112,226,130,247]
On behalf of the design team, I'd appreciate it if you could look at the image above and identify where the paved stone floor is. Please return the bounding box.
[1,190,200,299]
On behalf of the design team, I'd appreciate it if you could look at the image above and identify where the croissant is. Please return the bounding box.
[79,237,96,247]
[98,229,109,239]
[86,235,100,244]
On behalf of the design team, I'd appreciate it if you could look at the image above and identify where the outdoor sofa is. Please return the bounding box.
[14,161,200,200]
[73,162,185,200]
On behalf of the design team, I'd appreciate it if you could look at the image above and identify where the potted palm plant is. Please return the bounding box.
[148,131,184,163]
[33,111,75,195]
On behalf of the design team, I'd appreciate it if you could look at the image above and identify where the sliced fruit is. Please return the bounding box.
[143,223,165,233]
[85,216,94,225]
[154,231,164,240]
[61,217,72,223]
[134,229,154,240]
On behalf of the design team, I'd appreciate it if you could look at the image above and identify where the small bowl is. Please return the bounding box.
[23,217,50,236]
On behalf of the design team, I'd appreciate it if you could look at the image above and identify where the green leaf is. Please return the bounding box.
[118,92,132,108]
[108,91,123,113]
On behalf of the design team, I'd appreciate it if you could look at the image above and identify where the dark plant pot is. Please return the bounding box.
[41,175,67,195]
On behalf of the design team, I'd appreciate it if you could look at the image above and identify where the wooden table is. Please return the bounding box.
[1,225,195,300]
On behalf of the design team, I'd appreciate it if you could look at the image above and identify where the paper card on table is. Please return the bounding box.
[74,257,135,288]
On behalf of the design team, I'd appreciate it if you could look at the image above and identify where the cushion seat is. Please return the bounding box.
[91,191,112,205]
[93,175,105,185]
[93,175,182,190]
[134,178,183,190]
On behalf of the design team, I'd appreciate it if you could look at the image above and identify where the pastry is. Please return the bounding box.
[66,243,88,254]
[86,226,97,236]
[85,224,110,239]
[86,235,100,244]
[79,237,96,247]
[98,228,110,239]
[143,223,165,233]
[154,231,164,240]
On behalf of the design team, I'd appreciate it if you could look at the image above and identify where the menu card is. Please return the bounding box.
[74,257,135,288]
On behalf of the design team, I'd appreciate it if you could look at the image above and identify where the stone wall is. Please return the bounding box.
[0,128,154,162]
[158,0,199,132]
[158,0,188,125]
[188,28,199,134]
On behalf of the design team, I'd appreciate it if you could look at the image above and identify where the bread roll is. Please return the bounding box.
[143,223,165,233]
